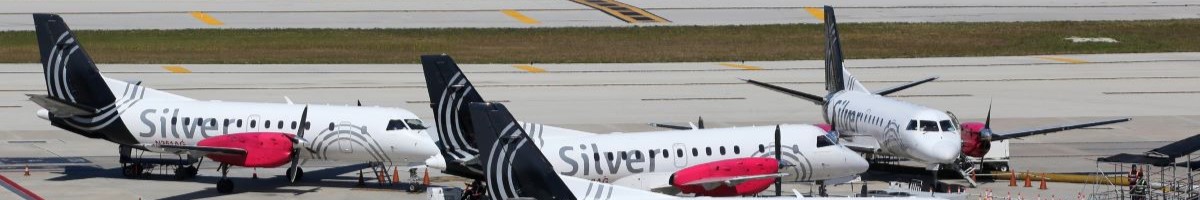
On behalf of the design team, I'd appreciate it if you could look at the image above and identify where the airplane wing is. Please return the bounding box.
[154,144,247,156]
[839,137,882,154]
[874,76,938,96]
[990,118,1130,141]
[677,173,788,190]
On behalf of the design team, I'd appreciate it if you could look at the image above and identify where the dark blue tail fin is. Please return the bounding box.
[468,102,575,200]
[422,54,487,179]
[33,14,136,144]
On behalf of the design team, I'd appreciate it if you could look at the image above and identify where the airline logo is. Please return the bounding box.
[45,32,143,131]
[483,122,528,200]
[434,72,480,161]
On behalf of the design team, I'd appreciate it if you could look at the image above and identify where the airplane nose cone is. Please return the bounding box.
[843,148,869,173]
[413,137,440,157]
[927,139,961,163]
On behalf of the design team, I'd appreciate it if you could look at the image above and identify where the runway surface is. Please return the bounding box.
[0,52,1198,199]
[0,0,1197,30]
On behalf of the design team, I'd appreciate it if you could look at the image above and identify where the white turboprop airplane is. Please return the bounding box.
[741,6,1131,186]
[27,14,439,193]
[453,101,944,200]
[420,54,869,196]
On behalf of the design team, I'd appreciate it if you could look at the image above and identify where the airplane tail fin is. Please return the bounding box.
[34,14,117,112]
[822,6,868,94]
[467,102,575,199]
[422,54,487,179]
[32,14,138,144]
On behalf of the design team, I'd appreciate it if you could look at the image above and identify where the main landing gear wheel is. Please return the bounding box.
[216,163,234,194]
[217,178,234,194]
[121,164,144,178]
[286,167,304,182]
[173,166,200,180]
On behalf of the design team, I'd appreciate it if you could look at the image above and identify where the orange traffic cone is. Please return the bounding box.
[1024,171,1033,188]
[23,165,30,176]
[1009,170,1017,187]
[392,167,400,184]
[1039,173,1048,190]
[422,168,430,186]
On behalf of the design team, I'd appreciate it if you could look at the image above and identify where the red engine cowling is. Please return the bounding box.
[959,122,991,158]
[197,132,294,168]
[670,157,778,197]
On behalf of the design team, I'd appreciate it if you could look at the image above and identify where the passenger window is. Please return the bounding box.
[277,121,283,129]
[719,146,726,155]
[906,120,918,130]
[405,119,427,130]
[223,119,230,127]
[677,149,684,157]
[606,152,613,160]
[237,119,243,127]
[939,120,956,132]
[386,119,408,131]
[620,152,627,160]
[196,118,203,127]
[662,149,669,158]
[171,117,177,125]
[692,148,698,157]
[649,150,656,159]
[919,120,939,132]
[265,120,272,128]
[817,135,836,148]
[183,117,190,125]
[734,146,741,154]
[209,119,216,127]
[304,122,311,130]
[758,144,765,153]
[250,120,257,128]
[705,147,712,156]
[328,123,335,131]
[593,153,599,161]
[291,121,297,129]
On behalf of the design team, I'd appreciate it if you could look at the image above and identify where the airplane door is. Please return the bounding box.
[338,121,353,153]
[247,115,261,132]
[672,143,687,168]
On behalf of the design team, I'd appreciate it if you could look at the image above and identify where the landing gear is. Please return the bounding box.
[121,163,144,178]
[216,163,234,194]
[174,166,198,180]
[286,166,304,182]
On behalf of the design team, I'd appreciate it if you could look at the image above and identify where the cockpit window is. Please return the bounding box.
[816,135,836,148]
[938,120,956,132]
[918,120,940,132]
[405,119,427,130]
[906,120,918,130]
[386,119,407,131]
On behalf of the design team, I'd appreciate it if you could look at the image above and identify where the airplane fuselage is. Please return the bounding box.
[824,91,961,164]
[536,124,868,183]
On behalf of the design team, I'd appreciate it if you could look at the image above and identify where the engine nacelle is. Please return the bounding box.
[670,157,778,197]
[959,122,991,158]
[197,132,294,168]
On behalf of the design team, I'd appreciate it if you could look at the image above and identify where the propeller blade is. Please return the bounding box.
[774,125,782,197]
[697,116,705,129]
[289,105,310,183]
[984,101,992,130]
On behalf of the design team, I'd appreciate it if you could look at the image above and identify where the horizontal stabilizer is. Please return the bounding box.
[875,76,939,96]
[740,78,825,105]
[26,94,97,117]
[992,118,1131,141]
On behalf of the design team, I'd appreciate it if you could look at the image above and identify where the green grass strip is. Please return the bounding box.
[0,19,1197,64]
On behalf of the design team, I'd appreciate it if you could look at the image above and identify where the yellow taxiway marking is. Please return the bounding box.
[570,0,669,23]
[1035,56,1088,64]
[513,64,546,73]
[804,7,825,21]
[162,65,192,73]
[189,11,224,26]
[501,10,541,24]
[719,63,763,70]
